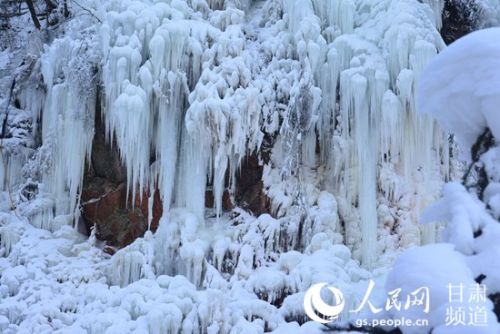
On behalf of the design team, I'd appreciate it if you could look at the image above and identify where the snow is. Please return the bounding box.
[1,0,493,333]
[387,243,500,334]
[419,182,500,296]
[418,27,500,159]
[386,21,500,334]
[0,209,378,333]
[97,0,452,270]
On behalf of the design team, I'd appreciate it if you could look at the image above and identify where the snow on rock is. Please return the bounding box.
[0,209,374,333]
[421,182,495,255]
[420,182,500,297]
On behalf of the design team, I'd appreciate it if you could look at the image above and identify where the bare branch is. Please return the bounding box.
[63,0,69,18]
[70,0,101,22]
[24,0,41,29]
[44,0,57,11]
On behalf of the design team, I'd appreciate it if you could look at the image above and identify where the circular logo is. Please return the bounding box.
[304,283,345,324]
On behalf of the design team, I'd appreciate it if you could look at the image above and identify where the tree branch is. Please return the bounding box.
[24,0,41,29]
[70,0,101,22]
[44,0,57,11]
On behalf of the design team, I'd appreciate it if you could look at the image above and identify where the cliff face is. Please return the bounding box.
[0,0,499,333]
[80,97,162,250]
[76,0,497,252]
[2,0,492,254]
[0,0,493,272]
[80,94,270,249]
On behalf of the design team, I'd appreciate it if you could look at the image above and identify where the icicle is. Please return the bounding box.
[180,239,207,288]
[0,149,30,194]
[340,70,378,268]
[38,38,96,227]
[380,90,402,162]
[316,48,340,166]
[101,4,220,221]
[155,70,185,213]
[213,150,228,219]
[421,0,445,30]
[103,46,143,120]
[109,234,155,287]
[152,210,208,287]
[410,40,438,77]
[109,250,147,287]
[147,304,182,334]
[0,225,19,257]
[174,131,209,223]
[311,0,355,34]
[21,198,54,231]
[110,82,151,204]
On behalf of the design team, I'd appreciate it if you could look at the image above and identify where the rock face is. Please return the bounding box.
[81,100,270,249]
[81,180,162,248]
[80,104,162,249]
[77,1,486,251]
[235,154,270,217]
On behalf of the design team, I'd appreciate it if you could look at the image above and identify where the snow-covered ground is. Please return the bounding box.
[0,209,378,333]
[1,0,500,333]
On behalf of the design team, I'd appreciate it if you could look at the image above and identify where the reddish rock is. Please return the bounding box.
[204,153,271,216]
[80,100,162,249]
[205,189,234,211]
[205,154,271,216]
[235,154,271,216]
[80,92,272,250]
[103,245,117,256]
[81,180,163,248]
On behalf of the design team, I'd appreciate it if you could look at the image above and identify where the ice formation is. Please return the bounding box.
[0,0,477,332]
[91,0,452,272]
[6,0,452,268]
[384,23,500,334]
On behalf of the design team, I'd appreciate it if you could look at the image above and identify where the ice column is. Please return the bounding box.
[39,39,96,225]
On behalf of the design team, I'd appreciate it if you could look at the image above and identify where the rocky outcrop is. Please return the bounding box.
[235,154,270,217]
[80,101,162,249]
[204,153,271,217]
[81,180,162,249]
[81,96,271,249]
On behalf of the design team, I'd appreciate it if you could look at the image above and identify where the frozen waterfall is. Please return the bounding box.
[13,0,451,274]
[0,0,473,332]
